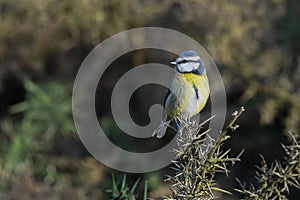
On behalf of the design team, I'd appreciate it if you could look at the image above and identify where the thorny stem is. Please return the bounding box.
[207,107,245,163]
[167,107,245,199]
[235,131,300,199]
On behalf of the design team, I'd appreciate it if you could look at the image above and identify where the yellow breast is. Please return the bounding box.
[165,72,210,119]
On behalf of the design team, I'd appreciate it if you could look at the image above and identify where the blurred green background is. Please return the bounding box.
[0,0,299,199]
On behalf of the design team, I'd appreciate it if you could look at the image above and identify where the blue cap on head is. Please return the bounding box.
[179,50,199,58]
[171,50,206,75]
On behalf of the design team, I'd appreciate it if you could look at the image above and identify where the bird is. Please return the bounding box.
[152,50,210,139]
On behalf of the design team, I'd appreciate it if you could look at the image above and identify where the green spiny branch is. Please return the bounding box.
[165,107,245,200]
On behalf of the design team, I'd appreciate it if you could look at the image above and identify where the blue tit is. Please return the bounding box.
[152,50,210,139]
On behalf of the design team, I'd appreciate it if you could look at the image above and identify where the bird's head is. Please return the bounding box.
[171,50,206,75]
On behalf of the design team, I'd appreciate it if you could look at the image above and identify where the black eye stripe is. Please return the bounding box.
[176,60,200,64]
[177,60,189,64]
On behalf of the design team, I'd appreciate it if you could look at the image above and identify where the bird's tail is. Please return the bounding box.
[152,120,172,139]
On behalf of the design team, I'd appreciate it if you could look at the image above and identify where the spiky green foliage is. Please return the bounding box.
[2,80,74,171]
[236,132,300,200]
[106,174,148,200]
[164,107,245,199]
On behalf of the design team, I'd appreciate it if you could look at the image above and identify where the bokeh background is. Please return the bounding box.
[0,0,299,199]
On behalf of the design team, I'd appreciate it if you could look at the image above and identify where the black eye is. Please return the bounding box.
[178,59,189,64]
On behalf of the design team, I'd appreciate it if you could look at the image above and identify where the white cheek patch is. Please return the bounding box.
[177,62,199,73]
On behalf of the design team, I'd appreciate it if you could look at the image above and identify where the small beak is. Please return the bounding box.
[170,61,177,65]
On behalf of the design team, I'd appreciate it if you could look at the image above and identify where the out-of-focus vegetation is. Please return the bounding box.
[2,80,73,172]
[1,0,299,132]
[0,0,299,199]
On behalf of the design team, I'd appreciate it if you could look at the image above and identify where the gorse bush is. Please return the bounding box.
[162,108,299,199]
[164,107,245,199]
[236,132,300,200]
[106,108,300,199]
